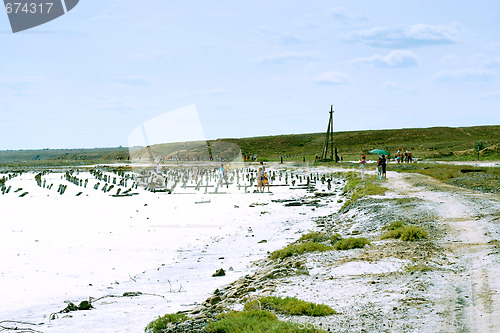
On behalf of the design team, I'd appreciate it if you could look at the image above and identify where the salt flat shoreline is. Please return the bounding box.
[2,164,499,333]
[145,168,500,333]
[0,163,345,332]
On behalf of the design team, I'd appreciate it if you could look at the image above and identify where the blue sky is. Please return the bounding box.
[1,0,499,149]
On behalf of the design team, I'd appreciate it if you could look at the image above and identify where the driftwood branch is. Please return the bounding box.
[0,320,43,333]
[49,291,171,320]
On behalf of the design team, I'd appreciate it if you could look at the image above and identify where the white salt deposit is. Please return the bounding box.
[0,164,343,332]
[329,258,408,276]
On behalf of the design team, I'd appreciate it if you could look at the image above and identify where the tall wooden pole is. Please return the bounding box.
[321,105,335,161]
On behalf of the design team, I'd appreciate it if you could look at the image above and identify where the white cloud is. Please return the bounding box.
[313,71,349,85]
[90,14,128,21]
[483,91,500,99]
[133,51,168,60]
[0,76,44,95]
[441,54,460,64]
[350,50,418,68]
[345,23,462,48]
[485,42,500,50]
[433,69,492,82]
[383,82,401,90]
[197,88,231,95]
[328,7,367,24]
[484,57,500,67]
[95,96,134,112]
[111,76,149,86]
[257,51,321,64]
[255,26,305,45]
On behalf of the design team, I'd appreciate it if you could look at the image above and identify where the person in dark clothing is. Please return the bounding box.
[381,154,387,178]
[377,155,387,179]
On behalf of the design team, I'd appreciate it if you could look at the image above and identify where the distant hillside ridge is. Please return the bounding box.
[0,125,499,164]
[0,147,129,164]
[217,125,500,161]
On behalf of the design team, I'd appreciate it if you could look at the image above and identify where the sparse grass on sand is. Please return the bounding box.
[298,232,342,245]
[270,242,333,260]
[381,222,428,241]
[204,309,326,333]
[405,263,433,272]
[391,163,500,194]
[298,231,329,243]
[296,232,367,251]
[340,172,387,211]
[145,313,189,333]
[333,237,370,250]
[244,296,336,316]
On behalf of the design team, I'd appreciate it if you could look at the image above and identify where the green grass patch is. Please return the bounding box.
[392,163,500,194]
[205,309,326,333]
[145,313,189,333]
[381,225,428,241]
[401,225,428,241]
[329,233,342,245]
[244,296,336,316]
[381,228,404,239]
[270,242,333,260]
[383,220,405,231]
[298,231,329,243]
[333,237,370,250]
[340,173,387,210]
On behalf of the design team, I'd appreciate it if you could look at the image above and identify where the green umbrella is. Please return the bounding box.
[369,149,390,155]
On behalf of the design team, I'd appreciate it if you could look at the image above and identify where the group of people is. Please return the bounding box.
[256,161,270,192]
[395,149,413,163]
[359,154,387,180]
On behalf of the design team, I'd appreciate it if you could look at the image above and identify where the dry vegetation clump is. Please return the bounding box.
[145,313,189,333]
[298,231,329,243]
[204,309,326,333]
[333,237,370,250]
[381,221,428,241]
[270,242,333,260]
[244,296,336,316]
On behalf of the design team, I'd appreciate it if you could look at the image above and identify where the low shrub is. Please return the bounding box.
[244,296,336,316]
[270,242,333,260]
[381,229,404,239]
[333,237,370,250]
[400,225,428,241]
[381,225,428,241]
[145,313,188,333]
[329,233,342,245]
[298,231,329,243]
[205,309,326,333]
[383,220,405,231]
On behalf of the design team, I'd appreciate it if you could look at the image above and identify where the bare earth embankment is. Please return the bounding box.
[177,169,500,332]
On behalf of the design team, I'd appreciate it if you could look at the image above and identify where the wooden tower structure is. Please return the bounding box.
[320,105,338,162]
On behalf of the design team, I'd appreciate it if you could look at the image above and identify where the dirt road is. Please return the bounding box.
[388,172,500,332]
[269,170,500,332]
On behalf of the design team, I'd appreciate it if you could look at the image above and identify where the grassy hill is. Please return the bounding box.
[1,125,499,166]
[220,125,500,161]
